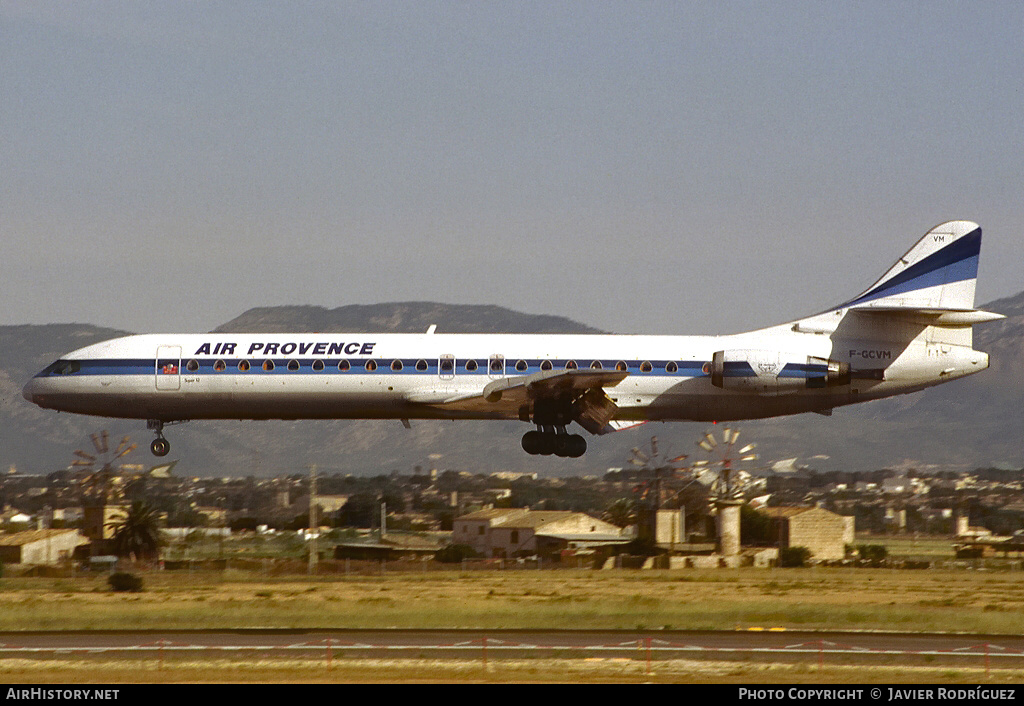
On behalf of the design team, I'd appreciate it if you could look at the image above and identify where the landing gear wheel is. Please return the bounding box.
[566,434,587,458]
[522,430,544,455]
[151,437,170,457]
[522,427,587,457]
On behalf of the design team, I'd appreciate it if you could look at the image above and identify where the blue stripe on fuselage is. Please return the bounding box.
[36,358,712,378]
[842,228,981,307]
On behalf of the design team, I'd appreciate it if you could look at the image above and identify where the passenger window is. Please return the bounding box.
[464,359,477,372]
[391,360,403,371]
[441,359,454,372]
[312,360,325,372]
[666,361,678,373]
[515,360,528,372]
[365,360,378,372]
[565,360,578,370]
[540,360,553,371]
[590,361,603,370]
[640,361,653,372]
[338,360,351,372]
[287,359,300,372]
[214,360,226,372]
[186,359,200,372]
[238,360,251,372]
[616,361,628,372]
[263,360,275,372]
[416,359,428,372]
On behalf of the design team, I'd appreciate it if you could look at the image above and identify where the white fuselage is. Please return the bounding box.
[21,324,988,424]
[19,219,1000,458]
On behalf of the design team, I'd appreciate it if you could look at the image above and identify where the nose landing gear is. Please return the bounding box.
[147,420,171,457]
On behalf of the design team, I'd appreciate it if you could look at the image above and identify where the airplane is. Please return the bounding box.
[23,220,1003,459]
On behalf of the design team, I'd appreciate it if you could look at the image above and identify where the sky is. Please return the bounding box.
[3,1,1023,336]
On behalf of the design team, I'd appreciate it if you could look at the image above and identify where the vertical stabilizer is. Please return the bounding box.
[842,220,981,310]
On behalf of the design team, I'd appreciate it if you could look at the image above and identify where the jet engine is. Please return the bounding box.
[710,350,850,395]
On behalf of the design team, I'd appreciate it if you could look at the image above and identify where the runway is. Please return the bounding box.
[2,629,1023,664]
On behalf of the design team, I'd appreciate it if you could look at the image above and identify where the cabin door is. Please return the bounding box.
[156,345,181,390]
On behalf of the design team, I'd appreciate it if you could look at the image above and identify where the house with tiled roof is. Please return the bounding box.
[760,506,854,560]
[0,529,89,565]
[452,508,628,560]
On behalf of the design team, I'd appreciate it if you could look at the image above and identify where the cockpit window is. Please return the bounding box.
[49,360,80,375]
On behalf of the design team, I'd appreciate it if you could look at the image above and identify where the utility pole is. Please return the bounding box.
[308,464,318,575]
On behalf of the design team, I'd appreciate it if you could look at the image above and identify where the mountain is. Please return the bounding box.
[2,297,1022,477]
[213,303,604,335]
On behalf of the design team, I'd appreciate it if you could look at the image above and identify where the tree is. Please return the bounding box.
[602,498,637,529]
[108,501,162,561]
[740,505,773,545]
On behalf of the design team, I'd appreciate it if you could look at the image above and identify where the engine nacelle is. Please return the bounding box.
[710,350,850,395]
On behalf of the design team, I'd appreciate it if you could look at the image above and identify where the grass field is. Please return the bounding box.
[3,564,1024,634]
[5,564,1024,683]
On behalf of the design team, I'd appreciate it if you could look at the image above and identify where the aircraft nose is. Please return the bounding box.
[22,379,36,404]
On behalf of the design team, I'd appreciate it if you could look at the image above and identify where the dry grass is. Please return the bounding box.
[3,566,1024,633]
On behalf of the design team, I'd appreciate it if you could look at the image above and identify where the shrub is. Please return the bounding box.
[434,544,480,563]
[956,546,985,559]
[108,572,144,592]
[778,546,812,567]
[857,544,888,562]
[623,536,661,557]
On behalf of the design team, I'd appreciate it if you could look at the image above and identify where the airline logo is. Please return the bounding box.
[193,341,377,356]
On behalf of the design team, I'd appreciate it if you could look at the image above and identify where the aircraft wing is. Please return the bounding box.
[407,368,630,434]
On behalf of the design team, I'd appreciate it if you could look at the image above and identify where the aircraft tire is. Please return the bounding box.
[551,434,567,457]
[151,438,170,457]
[567,434,587,458]
[522,431,544,455]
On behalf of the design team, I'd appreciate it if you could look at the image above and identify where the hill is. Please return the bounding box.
[2,296,1021,477]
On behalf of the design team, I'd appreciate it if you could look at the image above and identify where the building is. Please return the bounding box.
[82,504,127,541]
[0,529,89,565]
[452,508,628,559]
[334,533,445,561]
[761,506,855,561]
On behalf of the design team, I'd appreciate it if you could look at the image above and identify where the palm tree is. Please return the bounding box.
[108,501,162,561]
[602,498,637,529]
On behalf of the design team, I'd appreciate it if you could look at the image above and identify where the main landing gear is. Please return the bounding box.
[521,427,587,458]
[147,419,170,457]
[520,398,588,458]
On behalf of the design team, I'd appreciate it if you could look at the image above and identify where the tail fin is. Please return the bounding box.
[791,221,1002,337]
[842,220,981,310]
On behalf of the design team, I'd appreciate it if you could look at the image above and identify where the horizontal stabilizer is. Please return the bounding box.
[850,306,1005,326]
